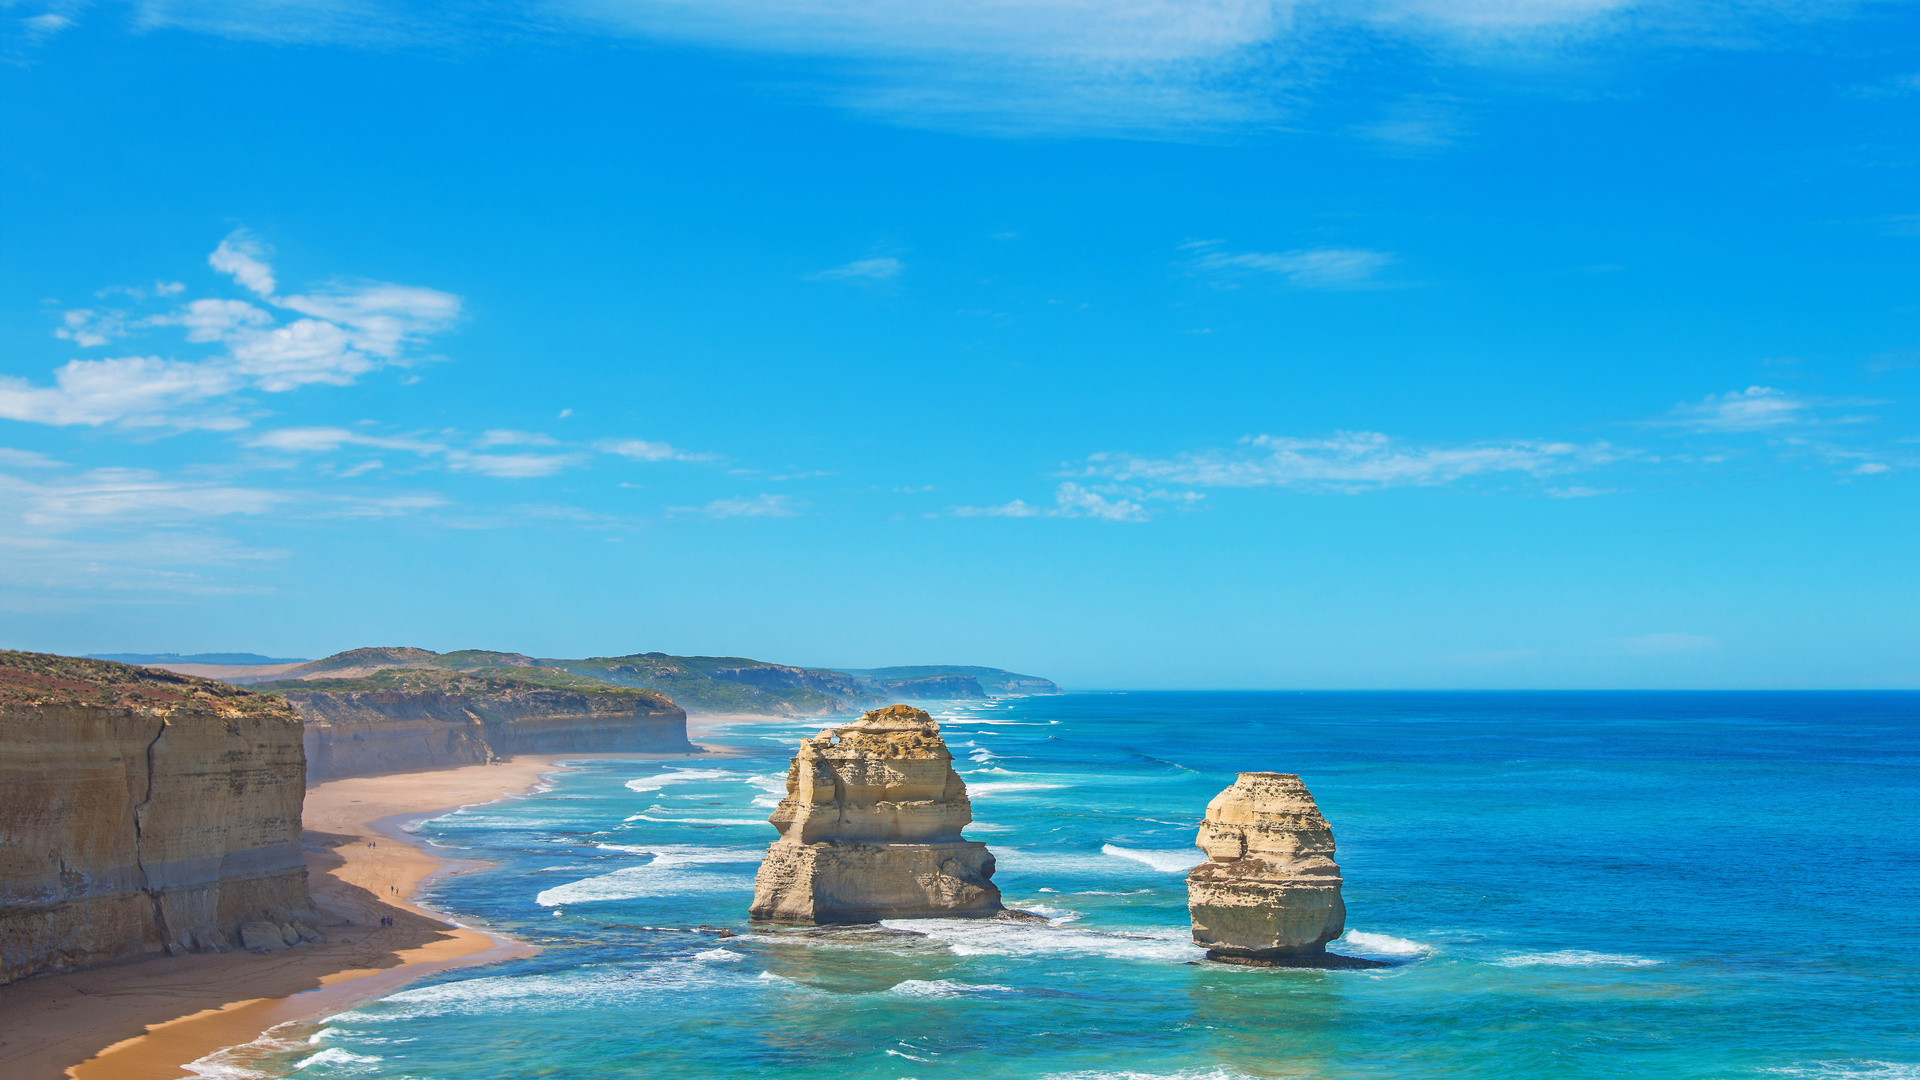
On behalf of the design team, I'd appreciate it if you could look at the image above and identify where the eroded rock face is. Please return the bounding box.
[0,652,314,985]
[749,704,1003,924]
[284,676,693,781]
[1187,772,1345,961]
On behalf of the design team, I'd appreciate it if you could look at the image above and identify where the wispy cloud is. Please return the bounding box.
[953,482,1200,522]
[676,493,801,518]
[806,256,903,281]
[1081,431,1622,493]
[595,437,711,462]
[113,0,1833,135]
[2,230,460,431]
[0,467,286,529]
[1184,242,1395,288]
[1658,386,1809,432]
[1653,386,1880,433]
[249,426,579,478]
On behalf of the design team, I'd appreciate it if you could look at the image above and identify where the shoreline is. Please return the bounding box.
[0,752,704,1080]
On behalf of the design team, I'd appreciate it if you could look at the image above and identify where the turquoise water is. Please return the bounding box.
[218,692,1919,1079]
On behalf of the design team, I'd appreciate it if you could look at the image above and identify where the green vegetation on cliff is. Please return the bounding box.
[252,665,677,712]
[0,650,291,715]
[217,646,1060,717]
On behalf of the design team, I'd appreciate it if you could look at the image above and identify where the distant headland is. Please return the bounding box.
[119,646,1062,717]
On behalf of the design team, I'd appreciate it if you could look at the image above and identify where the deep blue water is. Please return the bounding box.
[206,692,1920,1080]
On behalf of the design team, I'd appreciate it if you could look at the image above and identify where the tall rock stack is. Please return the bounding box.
[749,704,1003,924]
[1187,772,1347,964]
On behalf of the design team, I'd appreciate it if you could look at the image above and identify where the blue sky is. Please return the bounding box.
[2,0,1917,687]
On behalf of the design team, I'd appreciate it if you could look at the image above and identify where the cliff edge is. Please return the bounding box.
[269,668,695,781]
[0,652,314,985]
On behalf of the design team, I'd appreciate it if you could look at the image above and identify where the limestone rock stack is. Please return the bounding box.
[0,652,315,985]
[1187,772,1346,962]
[749,704,1003,924]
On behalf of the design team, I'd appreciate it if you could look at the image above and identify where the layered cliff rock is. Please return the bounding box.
[750,705,1003,924]
[0,652,314,985]
[273,669,694,781]
[1187,772,1347,963]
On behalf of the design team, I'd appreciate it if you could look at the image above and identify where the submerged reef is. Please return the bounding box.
[750,705,1003,924]
[1188,772,1374,967]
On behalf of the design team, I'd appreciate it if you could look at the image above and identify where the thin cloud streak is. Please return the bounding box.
[111,0,1856,134]
[806,257,904,281]
[1083,431,1626,492]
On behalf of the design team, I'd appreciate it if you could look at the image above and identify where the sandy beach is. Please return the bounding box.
[0,757,592,1079]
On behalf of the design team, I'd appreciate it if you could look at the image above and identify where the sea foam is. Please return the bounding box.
[1101,844,1203,873]
[882,917,1204,963]
[1336,930,1431,958]
[534,846,763,906]
[624,769,744,793]
[1493,949,1660,968]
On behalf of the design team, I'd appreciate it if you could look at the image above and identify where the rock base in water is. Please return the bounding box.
[750,840,1001,924]
[1203,949,1390,969]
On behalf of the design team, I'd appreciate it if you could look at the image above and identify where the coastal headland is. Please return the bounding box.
[1,757,562,1079]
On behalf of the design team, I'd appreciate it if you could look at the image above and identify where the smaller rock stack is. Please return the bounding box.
[749,704,1003,924]
[1187,772,1347,964]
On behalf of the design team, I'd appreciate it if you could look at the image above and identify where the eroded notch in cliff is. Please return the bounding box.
[131,717,179,952]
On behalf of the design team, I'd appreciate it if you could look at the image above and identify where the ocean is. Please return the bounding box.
[199,691,1920,1079]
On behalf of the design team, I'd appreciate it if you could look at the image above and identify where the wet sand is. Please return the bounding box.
[0,757,594,1079]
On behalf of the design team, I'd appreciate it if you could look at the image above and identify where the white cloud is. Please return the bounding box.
[6,230,461,429]
[119,1,1861,135]
[55,308,129,347]
[475,429,559,448]
[596,437,706,461]
[0,356,243,430]
[953,481,1191,522]
[1188,244,1394,287]
[680,493,800,517]
[247,425,450,455]
[0,448,65,469]
[249,425,586,478]
[807,256,904,281]
[21,12,75,35]
[445,450,582,478]
[208,231,277,296]
[1661,386,1808,432]
[1082,431,1620,492]
[0,467,285,528]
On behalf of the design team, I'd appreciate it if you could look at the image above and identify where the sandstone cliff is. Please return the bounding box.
[750,704,1003,924]
[0,653,314,985]
[1187,772,1346,963]
[275,669,694,781]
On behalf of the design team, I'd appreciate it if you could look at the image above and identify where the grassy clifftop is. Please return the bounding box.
[215,646,1058,716]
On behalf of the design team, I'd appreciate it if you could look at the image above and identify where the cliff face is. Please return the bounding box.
[750,704,1002,924]
[0,653,313,985]
[280,671,695,781]
[1186,772,1346,962]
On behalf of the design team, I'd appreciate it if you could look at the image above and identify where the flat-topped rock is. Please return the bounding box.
[749,704,1003,924]
[1187,772,1346,962]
